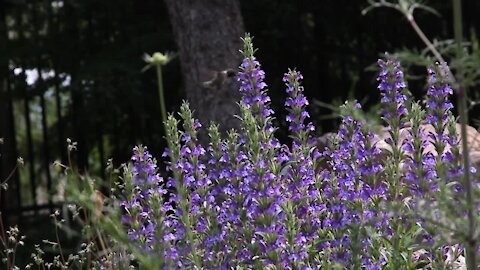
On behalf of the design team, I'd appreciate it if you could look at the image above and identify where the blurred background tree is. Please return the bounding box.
[164,0,244,142]
[1,0,480,226]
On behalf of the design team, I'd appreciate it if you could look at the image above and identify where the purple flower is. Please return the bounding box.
[319,101,387,266]
[120,44,470,268]
[283,69,315,142]
[122,146,178,263]
[425,63,455,162]
[377,58,408,126]
[402,105,438,194]
[237,56,274,122]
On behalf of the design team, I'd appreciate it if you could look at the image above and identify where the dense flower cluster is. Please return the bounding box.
[402,102,438,194]
[283,69,315,138]
[426,63,454,127]
[121,38,467,268]
[377,58,408,125]
[238,38,274,125]
[319,101,387,268]
[425,63,460,174]
[121,146,178,264]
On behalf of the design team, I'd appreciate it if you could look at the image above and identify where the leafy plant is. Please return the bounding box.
[61,34,477,269]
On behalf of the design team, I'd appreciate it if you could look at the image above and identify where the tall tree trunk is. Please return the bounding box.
[164,0,245,139]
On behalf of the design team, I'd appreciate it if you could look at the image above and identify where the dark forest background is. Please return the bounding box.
[1,0,480,222]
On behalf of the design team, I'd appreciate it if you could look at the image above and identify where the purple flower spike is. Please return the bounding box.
[425,63,454,129]
[283,69,315,139]
[377,58,408,124]
[237,42,274,124]
[425,63,456,164]
[122,146,178,260]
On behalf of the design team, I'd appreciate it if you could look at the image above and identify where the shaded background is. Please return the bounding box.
[1,0,479,226]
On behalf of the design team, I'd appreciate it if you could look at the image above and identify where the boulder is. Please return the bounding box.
[373,123,480,166]
[316,123,480,167]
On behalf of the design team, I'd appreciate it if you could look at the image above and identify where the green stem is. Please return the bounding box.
[459,86,475,269]
[405,11,459,90]
[402,4,475,266]
[407,15,447,65]
[452,0,476,269]
[155,64,168,127]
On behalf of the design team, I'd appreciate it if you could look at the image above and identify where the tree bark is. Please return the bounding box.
[164,0,245,139]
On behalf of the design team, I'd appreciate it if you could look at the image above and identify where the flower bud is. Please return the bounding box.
[143,52,174,67]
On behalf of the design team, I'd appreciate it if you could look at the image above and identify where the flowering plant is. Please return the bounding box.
[114,35,477,269]
[1,33,477,269]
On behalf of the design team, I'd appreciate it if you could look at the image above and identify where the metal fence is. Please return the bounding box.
[0,0,82,221]
[0,0,171,225]
[0,0,124,224]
